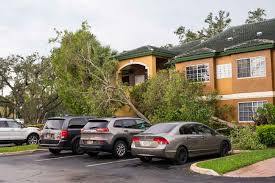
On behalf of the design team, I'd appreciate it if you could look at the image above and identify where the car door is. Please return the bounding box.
[194,124,219,154]
[179,124,205,156]
[7,121,26,140]
[0,121,9,141]
[121,119,140,142]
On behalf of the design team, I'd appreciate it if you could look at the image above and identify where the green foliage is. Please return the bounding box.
[254,103,275,125]
[256,125,275,146]
[174,10,231,43]
[0,54,61,123]
[0,144,38,153]
[230,127,266,150]
[50,22,120,117]
[246,8,266,24]
[130,70,217,124]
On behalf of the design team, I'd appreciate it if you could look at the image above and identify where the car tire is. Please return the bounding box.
[26,134,39,145]
[113,140,128,158]
[72,138,85,155]
[219,141,229,157]
[140,156,152,163]
[49,148,61,154]
[173,146,188,165]
[87,152,99,157]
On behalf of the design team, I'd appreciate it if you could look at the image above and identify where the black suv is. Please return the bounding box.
[40,116,94,154]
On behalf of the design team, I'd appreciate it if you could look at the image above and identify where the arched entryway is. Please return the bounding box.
[118,63,149,86]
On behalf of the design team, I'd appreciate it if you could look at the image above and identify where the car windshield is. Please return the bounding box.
[143,123,178,134]
[44,119,65,130]
[84,120,109,130]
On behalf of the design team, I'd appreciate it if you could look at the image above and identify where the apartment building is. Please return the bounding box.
[115,18,275,123]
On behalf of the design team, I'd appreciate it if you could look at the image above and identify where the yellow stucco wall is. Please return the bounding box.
[115,55,157,117]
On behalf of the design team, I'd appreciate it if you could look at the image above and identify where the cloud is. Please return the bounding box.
[0,0,274,57]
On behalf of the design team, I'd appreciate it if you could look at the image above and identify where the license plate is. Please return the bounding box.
[86,140,93,145]
[45,134,54,139]
[140,141,151,147]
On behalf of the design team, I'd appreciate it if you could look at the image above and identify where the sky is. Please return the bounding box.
[0,0,275,57]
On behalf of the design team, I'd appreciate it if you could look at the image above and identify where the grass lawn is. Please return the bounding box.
[197,149,275,175]
[0,144,38,153]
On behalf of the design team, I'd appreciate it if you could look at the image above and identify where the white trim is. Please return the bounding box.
[117,62,150,77]
[236,56,266,79]
[219,91,275,100]
[237,100,267,123]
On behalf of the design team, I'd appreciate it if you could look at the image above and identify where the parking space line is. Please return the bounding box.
[86,158,139,167]
[35,155,85,162]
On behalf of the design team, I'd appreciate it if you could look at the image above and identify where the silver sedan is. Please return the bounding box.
[131,122,231,164]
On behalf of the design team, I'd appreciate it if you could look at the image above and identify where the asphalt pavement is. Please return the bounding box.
[0,151,274,183]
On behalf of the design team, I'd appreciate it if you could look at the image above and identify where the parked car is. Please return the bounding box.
[39,116,94,154]
[0,118,40,145]
[80,117,151,158]
[131,122,231,164]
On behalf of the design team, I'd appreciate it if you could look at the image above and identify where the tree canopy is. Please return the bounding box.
[0,54,61,123]
[245,8,267,24]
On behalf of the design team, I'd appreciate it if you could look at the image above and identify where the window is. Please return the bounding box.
[68,118,87,129]
[122,119,136,129]
[44,119,65,130]
[114,120,123,128]
[135,75,145,85]
[84,120,109,130]
[0,121,8,128]
[195,125,213,135]
[237,56,266,78]
[179,125,197,135]
[144,123,177,134]
[216,64,232,79]
[7,121,22,128]
[134,119,151,129]
[239,101,266,122]
[186,64,209,81]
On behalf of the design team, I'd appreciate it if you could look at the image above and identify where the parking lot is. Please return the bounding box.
[0,151,274,183]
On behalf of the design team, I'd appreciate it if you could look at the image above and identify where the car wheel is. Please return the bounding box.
[113,140,127,158]
[27,134,39,145]
[87,152,99,157]
[49,148,61,154]
[220,141,229,157]
[72,138,85,155]
[173,146,188,165]
[140,156,152,163]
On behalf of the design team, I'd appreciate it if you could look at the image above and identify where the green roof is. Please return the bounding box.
[115,45,177,61]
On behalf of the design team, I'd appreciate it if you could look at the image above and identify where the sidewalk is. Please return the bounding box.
[224,158,275,177]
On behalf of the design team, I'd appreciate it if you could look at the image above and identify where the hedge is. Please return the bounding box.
[256,125,275,146]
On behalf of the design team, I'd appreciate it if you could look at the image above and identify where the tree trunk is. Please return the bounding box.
[127,101,150,122]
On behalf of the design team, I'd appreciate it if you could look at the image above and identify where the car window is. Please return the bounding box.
[122,119,137,129]
[114,120,123,128]
[7,121,22,128]
[0,121,8,128]
[144,123,177,134]
[68,118,87,129]
[179,125,197,135]
[134,119,151,129]
[44,119,65,130]
[84,120,109,130]
[195,125,213,135]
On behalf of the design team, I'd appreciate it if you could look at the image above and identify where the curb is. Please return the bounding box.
[190,163,220,176]
[0,149,47,157]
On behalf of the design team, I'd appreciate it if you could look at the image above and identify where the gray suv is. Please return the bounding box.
[80,117,151,158]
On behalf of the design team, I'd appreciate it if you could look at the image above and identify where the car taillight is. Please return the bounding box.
[60,130,68,139]
[80,128,84,133]
[132,137,140,142]
[153,137,169,144]
[96,128,109,132]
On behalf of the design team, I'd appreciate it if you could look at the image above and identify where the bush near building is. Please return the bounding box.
[256,125,275,146]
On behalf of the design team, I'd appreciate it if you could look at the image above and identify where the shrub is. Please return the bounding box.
[230,126,266,150]
[254,103,275,125]
[256,125,275,146]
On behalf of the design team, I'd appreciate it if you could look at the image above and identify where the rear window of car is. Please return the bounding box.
[143,123,177,134]
[84,120,109,130]
[44,119,65,130]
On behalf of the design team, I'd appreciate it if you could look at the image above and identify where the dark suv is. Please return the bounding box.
[80,117,151,158]
[40,116,94,154]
